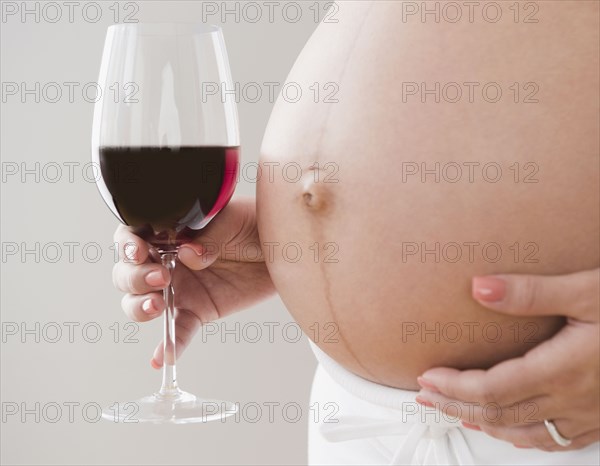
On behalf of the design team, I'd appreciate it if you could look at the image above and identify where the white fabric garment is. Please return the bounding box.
[308,342,600,465]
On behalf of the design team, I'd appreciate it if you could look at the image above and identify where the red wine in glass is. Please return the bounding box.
[98,145,239,250]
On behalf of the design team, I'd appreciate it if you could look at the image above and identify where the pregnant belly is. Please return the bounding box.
[257,2,599,389]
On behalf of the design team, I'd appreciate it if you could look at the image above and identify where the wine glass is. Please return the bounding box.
[91,23,240,423]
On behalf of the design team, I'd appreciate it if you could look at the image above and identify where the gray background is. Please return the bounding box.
[0,1,326,464]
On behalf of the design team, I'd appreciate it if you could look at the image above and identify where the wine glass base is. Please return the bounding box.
[102,390,238,424]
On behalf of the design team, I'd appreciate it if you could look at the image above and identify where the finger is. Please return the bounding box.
[178,197,261,270]
[480,421,597,452]
[112,261,170,294]
[544,417,600,440]
[150,308,201,369]
[121,293,164,322]
[422,389,600,451]
[178,243,216,271]
[419,356,545,406]
[563,429,600,451]
[472,269,600,320]
[483,422,565,451]
[415,389,549,428]
[113,225,151,264]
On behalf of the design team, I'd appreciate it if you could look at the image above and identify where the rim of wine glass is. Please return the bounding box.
[107,22,222,36]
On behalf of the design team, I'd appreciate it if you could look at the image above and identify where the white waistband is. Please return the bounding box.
[310,340,426,410]
[309,340,477,466]
[309,341,600,466]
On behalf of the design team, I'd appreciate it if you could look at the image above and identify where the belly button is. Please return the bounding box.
[300,171,331,212]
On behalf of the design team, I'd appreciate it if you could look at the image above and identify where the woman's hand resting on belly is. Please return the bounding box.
[417,268,600,451]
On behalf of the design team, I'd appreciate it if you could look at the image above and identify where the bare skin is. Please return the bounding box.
[111,0,599,451]
[112,198,275,366]
[418,269,600,450]
[257,1,599,388]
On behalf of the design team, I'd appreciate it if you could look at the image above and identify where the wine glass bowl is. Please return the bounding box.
[97,145,239,251]
[92,23,239,423]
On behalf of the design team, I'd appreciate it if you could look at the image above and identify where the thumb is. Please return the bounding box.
[472,268,599,321]
[177,197,259,271]
[150,309,201,369]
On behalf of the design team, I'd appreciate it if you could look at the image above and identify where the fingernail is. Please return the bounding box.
[142,298,156,314]
[150,358,161,370]
[180,244,204,256]
[415,396,435,408]
[417,376,439,393]
[472,276,506,302]
[124,243,138,262]
[145,270,166,287]
[462,421,481,431]
[513,444,532,449]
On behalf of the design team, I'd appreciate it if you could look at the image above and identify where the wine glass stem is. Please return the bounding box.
[159,251,180,397]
